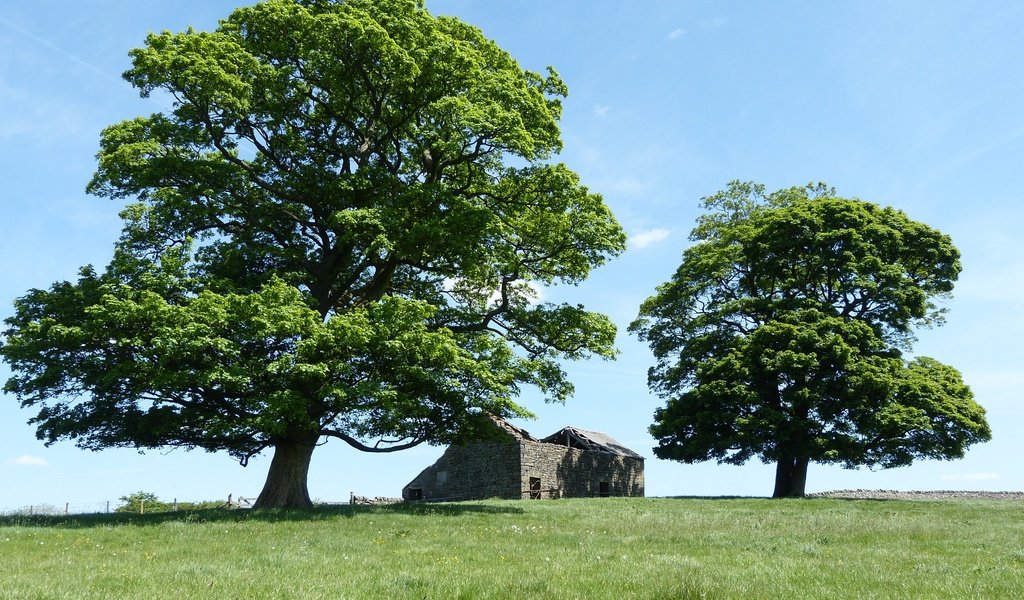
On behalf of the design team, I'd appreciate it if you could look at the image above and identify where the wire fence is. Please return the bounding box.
[0,492,407,516]
[1,501,113,517]
[0,495,251,517]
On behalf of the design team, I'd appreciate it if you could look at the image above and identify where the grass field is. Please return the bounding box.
[1,497,1021,599]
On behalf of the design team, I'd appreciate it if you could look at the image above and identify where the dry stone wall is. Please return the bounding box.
[809,489,1024,501]
[402,442,521,501]
[520,440,644,498]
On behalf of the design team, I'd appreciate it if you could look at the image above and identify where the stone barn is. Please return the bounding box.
[401,417,644,501]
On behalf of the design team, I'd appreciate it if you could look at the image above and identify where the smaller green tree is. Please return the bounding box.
[116,491,167,513]
[630,182,991,497]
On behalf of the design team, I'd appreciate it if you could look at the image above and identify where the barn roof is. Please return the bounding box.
[540,427,644,459]
[490,415,537,441]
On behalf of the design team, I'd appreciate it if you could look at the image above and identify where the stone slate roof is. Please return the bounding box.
[491,415,537,441]
[540,427,644,459]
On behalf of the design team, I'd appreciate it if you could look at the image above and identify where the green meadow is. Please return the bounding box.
[2,497,1021,599]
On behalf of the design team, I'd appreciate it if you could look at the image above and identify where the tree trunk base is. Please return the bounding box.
[772,456,809,498]
[253,440,317,509]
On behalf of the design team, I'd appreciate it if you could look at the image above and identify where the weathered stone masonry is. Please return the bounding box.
[402,418,644,501]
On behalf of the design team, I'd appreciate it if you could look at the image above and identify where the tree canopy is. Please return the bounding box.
[0,0,625,508]
[630,182,990,497]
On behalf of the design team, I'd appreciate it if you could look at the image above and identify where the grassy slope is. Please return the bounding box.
[1,497,1021,599]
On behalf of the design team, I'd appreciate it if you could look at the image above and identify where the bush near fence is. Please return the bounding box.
[1,492,247,517]
[2,491,411,516]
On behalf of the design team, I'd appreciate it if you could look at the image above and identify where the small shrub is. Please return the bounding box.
[116,491,170,514]
[116,491,226,513]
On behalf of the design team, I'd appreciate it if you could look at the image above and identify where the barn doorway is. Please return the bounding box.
[529,477,541,499]
[599,481,610,497]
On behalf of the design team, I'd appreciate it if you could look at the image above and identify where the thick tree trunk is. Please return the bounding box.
[253,440,317,509]
[772,456,809,498]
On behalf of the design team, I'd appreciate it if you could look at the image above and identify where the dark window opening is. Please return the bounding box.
[599,481,610,497]
[408,488,423,501]
[529,477,541,500]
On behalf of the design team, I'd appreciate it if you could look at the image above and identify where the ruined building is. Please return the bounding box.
[402,417,644,501]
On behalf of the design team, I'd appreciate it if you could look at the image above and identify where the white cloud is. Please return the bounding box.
[668,28,686,40]
[0,17,123,85]
[940,472,998,481]
[8,455,47,467]
[630,228,671,249]
[593,104,611,118]
[700,16,729,29]
[593,175,652,197]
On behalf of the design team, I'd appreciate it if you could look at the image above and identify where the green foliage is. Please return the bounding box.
[0,0,625,507]
[115,491,223,513]
[631,181,990,496]
[116,491,167,513]
[2,498,1023,599]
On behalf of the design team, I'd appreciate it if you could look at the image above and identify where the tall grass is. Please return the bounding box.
[1,497,1021,599]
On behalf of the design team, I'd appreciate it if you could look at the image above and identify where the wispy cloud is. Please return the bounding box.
[668,28,686,41]
[940,472,998,481]
[0,17,122,86]
[630,228,671,249]
[957,262,1024,307]
[592,175,652,197]
[700,16,729,29]
[593,104,611,118]
[0,84,87,145]
[7,455,47,467]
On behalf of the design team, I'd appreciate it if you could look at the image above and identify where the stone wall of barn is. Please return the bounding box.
[402,442,522,501]
[402,437,645,501]
[519,440,645,498]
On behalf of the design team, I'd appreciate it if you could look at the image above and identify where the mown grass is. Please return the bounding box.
[1,497,1021,599]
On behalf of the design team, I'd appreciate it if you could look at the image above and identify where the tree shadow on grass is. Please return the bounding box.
[0,500,525,529]
[661,495,900,502]
[659,495,772,501]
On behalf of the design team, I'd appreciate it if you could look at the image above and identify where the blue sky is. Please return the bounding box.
[2,1,1022,509]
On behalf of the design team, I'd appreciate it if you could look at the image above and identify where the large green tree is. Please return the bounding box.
[0,0,625,508]
[630,182,989,497]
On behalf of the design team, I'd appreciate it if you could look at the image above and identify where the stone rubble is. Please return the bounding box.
[350,495,403,506]
[808,489,1024,501]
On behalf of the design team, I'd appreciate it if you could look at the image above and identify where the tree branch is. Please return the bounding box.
[322,429,429,453]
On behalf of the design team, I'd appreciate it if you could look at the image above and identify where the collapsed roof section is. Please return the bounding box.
[475,415,643,459]
[491,415,537,442]
[540,427,644,459]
